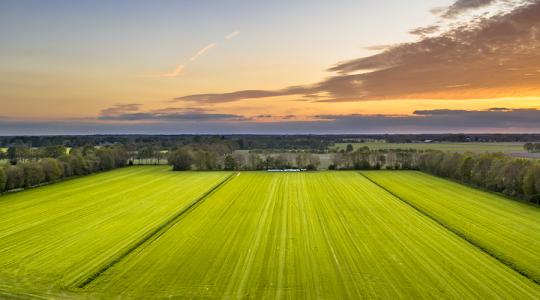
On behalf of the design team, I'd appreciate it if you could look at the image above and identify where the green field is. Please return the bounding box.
[0,167,231,297]
[362,171,540,283]
[1,167,539,298]
[333,142,526,153]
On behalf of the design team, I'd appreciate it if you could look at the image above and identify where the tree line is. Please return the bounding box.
[2,142,539,205]
[328,147,540,204]
[2,134,540,149]
[168,149,321,171]
[0,146,128,193]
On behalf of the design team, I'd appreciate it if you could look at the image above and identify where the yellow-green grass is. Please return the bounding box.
[0,166,231,295]
[362,171,540,283]
[87,172,540,299]
[334,142,525,153]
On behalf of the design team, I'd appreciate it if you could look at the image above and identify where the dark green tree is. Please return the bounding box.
[168,149,193,171]
[7,147,18,164]
[139,146,156,164]
[21,162,45,187]
[523,163,540,204]
[5,166,24,190]
[42,145,67,158]
[458,155,475,181]
[224,155,237,171]
[0,168,6,192]
[96,149,115,170]
[40,158,64,182]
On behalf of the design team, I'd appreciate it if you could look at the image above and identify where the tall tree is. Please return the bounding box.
[458,155,475,181]
[223,155,237,171]
[7,147,18,164]
[0,168,6,192]
[40,158,64,182]
[168,149,193,171]
[139,146,156,165]
[5,166,24,190]
[21,162,45,187]
[248,153,263,170]
[522,163,540,204]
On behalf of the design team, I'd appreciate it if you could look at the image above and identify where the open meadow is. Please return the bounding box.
[0,167,539,299]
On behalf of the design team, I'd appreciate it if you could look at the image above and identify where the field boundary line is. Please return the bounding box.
[358,172,540,286]
[73,172,238,289]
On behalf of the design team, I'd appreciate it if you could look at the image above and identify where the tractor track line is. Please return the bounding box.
[75,172,238,288]
[358,172,540,287]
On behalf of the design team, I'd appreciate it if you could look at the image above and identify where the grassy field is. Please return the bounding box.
[85,172,539,299]
[362,171,540,283]
[0,166,231,296]
[333,142,526,153]
[0,168,539,298]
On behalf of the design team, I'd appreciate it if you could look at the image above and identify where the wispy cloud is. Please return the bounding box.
[100,104,141,115]
[154,43,215,78]
[158,64,185,77]
[99,104,248,122]
[188,43,217,62]
[225,30,240,40]
[145,30,238,78]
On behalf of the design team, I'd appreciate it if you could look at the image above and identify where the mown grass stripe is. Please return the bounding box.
[75,172,238,288]
[0,171,170,241]
[358,171,540,286]
[88,172,540,299]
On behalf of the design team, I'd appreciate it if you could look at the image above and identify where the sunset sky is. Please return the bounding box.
[1,0,540,134]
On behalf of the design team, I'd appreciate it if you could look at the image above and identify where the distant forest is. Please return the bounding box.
[2,133,540,150]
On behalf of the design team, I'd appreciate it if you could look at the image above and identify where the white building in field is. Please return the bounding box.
[267,169,306,172]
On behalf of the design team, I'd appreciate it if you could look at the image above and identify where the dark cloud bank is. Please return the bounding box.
[174,0,540,104]
[3,108,540,135]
